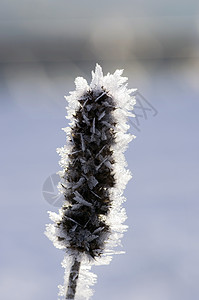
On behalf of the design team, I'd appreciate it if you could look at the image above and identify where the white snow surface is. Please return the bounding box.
[45,64,136,300]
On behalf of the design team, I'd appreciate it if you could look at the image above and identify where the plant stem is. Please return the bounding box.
[66,257,81,300]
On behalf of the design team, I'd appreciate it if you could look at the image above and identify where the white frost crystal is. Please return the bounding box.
[45,64,136,300]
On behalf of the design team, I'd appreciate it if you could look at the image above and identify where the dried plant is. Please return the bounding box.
[45,64,136,300]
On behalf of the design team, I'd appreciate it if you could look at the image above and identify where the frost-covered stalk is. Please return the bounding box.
[45,64,136,300]
[65,258,80,299]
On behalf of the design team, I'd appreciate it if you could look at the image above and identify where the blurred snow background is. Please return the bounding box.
[0,1,199,299]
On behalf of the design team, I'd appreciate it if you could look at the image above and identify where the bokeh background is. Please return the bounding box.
[1,1,199,299]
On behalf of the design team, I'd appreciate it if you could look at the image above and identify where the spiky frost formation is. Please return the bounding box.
[45,64,136,300]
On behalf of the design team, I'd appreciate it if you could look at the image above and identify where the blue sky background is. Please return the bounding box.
[0,1,199,300]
